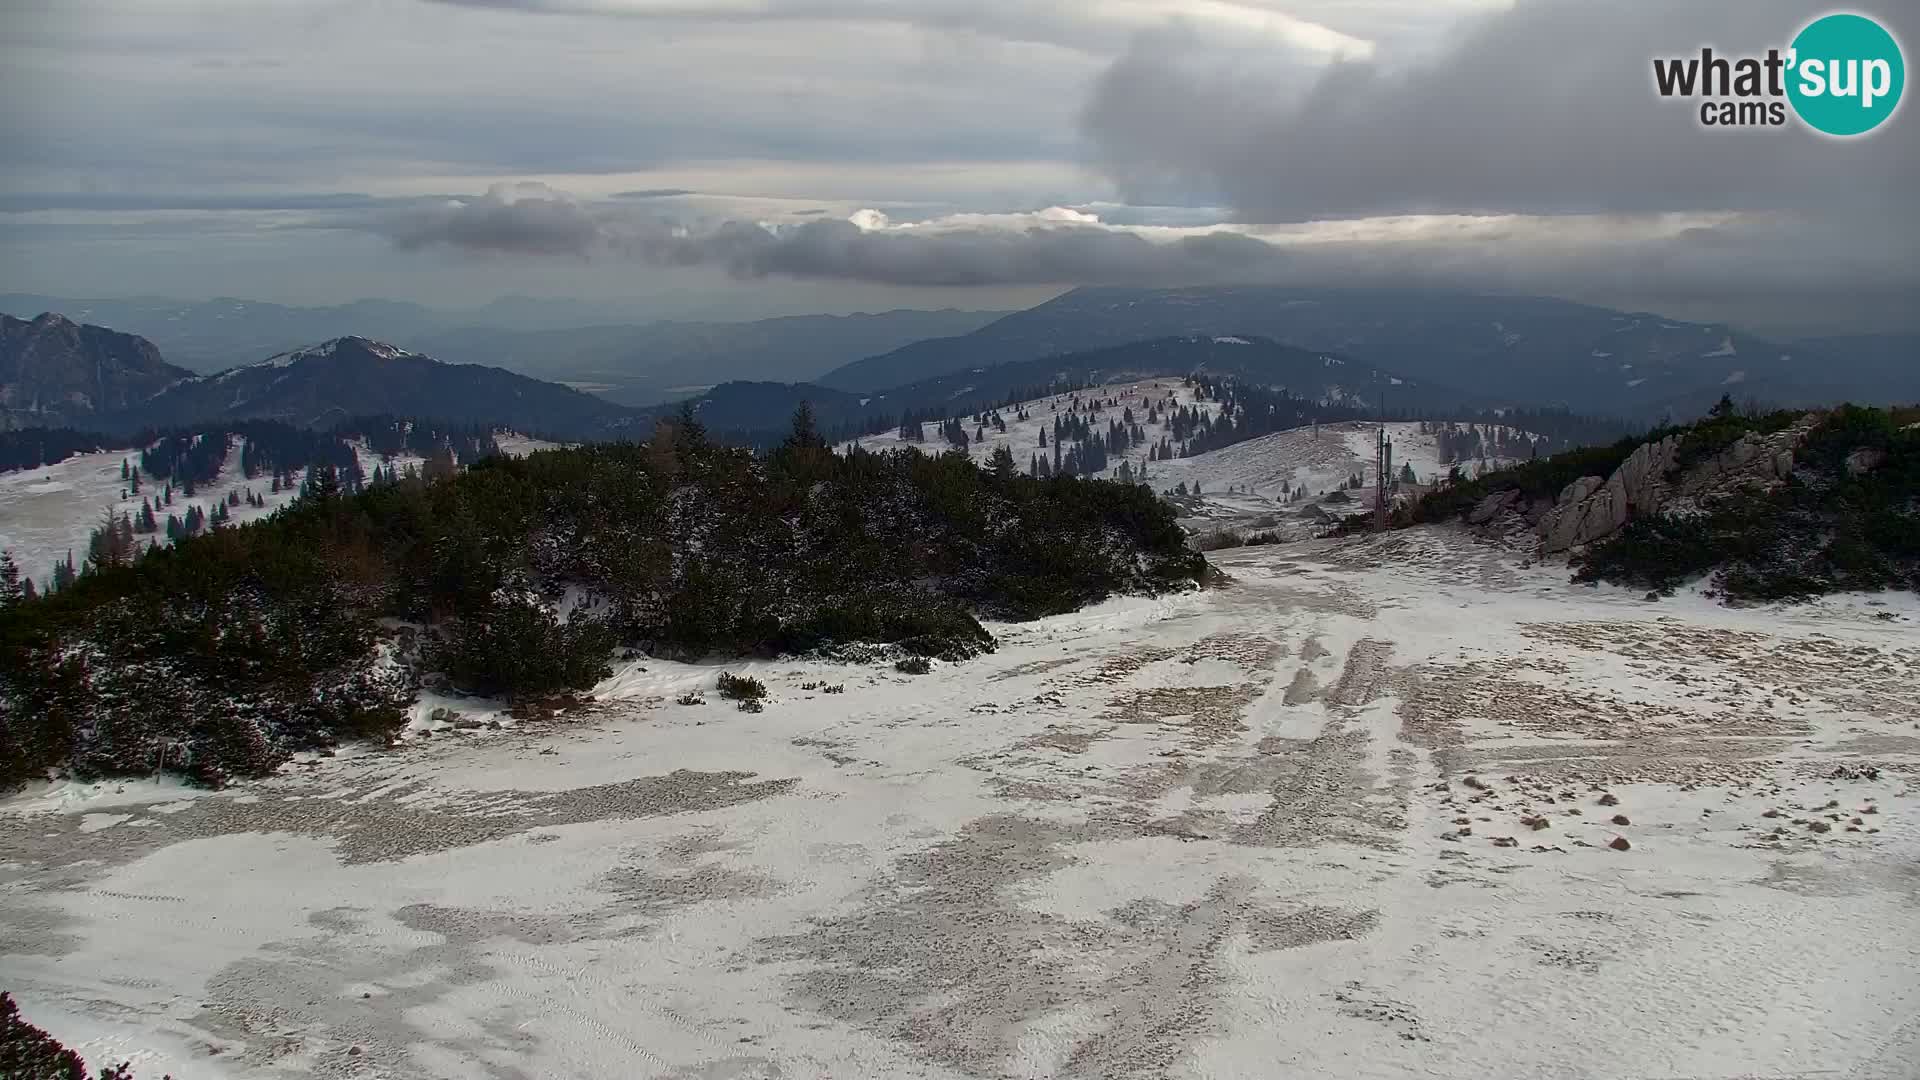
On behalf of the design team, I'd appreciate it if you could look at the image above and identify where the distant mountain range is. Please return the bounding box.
[0,317,641,439]
[0,292,1006,401]
[667,335,1472,441]
[5,286,1913,448]
[818,286,1919,420]
[412,308,1005,406]
[1,313,195,430]
[125,337,638,438]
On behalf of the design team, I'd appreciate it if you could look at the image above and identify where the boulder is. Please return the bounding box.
[1845,448,1887,477]
[1467,489,1521,525]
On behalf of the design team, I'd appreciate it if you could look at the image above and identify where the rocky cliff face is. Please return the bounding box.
[1534,420,1813,553]
[0,312,191,430]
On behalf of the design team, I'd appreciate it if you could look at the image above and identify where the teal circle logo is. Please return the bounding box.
[1787,13,1905,136]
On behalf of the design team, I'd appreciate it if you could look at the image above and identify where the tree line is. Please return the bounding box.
[0,405,1206,789]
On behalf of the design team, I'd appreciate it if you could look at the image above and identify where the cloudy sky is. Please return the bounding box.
[1,0,1914,333]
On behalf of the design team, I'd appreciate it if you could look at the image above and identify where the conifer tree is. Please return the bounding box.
[0,550,21,609]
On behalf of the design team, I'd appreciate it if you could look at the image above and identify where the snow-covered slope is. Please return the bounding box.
[842,380,1529,536]
[5,529,1915,1079]
[0,434,561,592]
[844,376,1204,480]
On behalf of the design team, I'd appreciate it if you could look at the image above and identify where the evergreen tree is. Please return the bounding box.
[50,551,77,592]
[0,550,21,609]
[783,401,828,451]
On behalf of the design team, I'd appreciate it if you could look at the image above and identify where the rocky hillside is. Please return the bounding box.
[0,313,192,430]
[1409,402,1919,600]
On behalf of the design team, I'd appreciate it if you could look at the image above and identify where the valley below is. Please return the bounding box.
[5,528,1916,1080]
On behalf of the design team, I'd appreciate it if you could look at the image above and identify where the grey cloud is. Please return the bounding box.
[382,184,604,257]
[1082,0,1919,222]
[370,185,1920,332]
[422,0,1375,59]
[638,218,1285,286]
[376,194,1288,284]
[0,192,395,214]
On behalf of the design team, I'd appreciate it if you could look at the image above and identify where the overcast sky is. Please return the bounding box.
[1,0,1914,334]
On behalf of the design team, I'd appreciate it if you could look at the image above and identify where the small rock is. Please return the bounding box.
[1598,793,1619,807]
[1566,808,1583,816]
[1611,814,1631,826]
[1761,809,1781,818]
[348,1046,363,1057]
[1456,826,1472,837]
[1850,816,1864,826]
[1491,836,1518,848]
[1463,775,1488,791]
[1522,815,1550,831]
[1862,804,1879,815]
[1453,817,1472,825]
[1808,821,1832,834]
[1608,836,1632,851]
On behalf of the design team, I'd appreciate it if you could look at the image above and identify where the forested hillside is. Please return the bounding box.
[0,408,1205,789]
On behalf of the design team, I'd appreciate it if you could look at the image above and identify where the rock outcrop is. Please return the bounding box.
[1536,420,1813,553]
[1538,435,1680,552]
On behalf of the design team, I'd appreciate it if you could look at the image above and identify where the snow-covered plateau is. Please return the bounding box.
[4,527,1916,1079]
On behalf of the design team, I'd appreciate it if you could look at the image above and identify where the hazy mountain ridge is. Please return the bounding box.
[414,307,1007,405]
[819,286,1917,418]
[666,334,1467,442]
[117,336,639,440]
[0,293,1009,394]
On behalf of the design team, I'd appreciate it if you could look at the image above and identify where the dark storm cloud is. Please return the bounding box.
[1081,0,1919,222]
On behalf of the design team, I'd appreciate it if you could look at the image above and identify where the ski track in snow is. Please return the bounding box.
[4,528,1918,1080]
